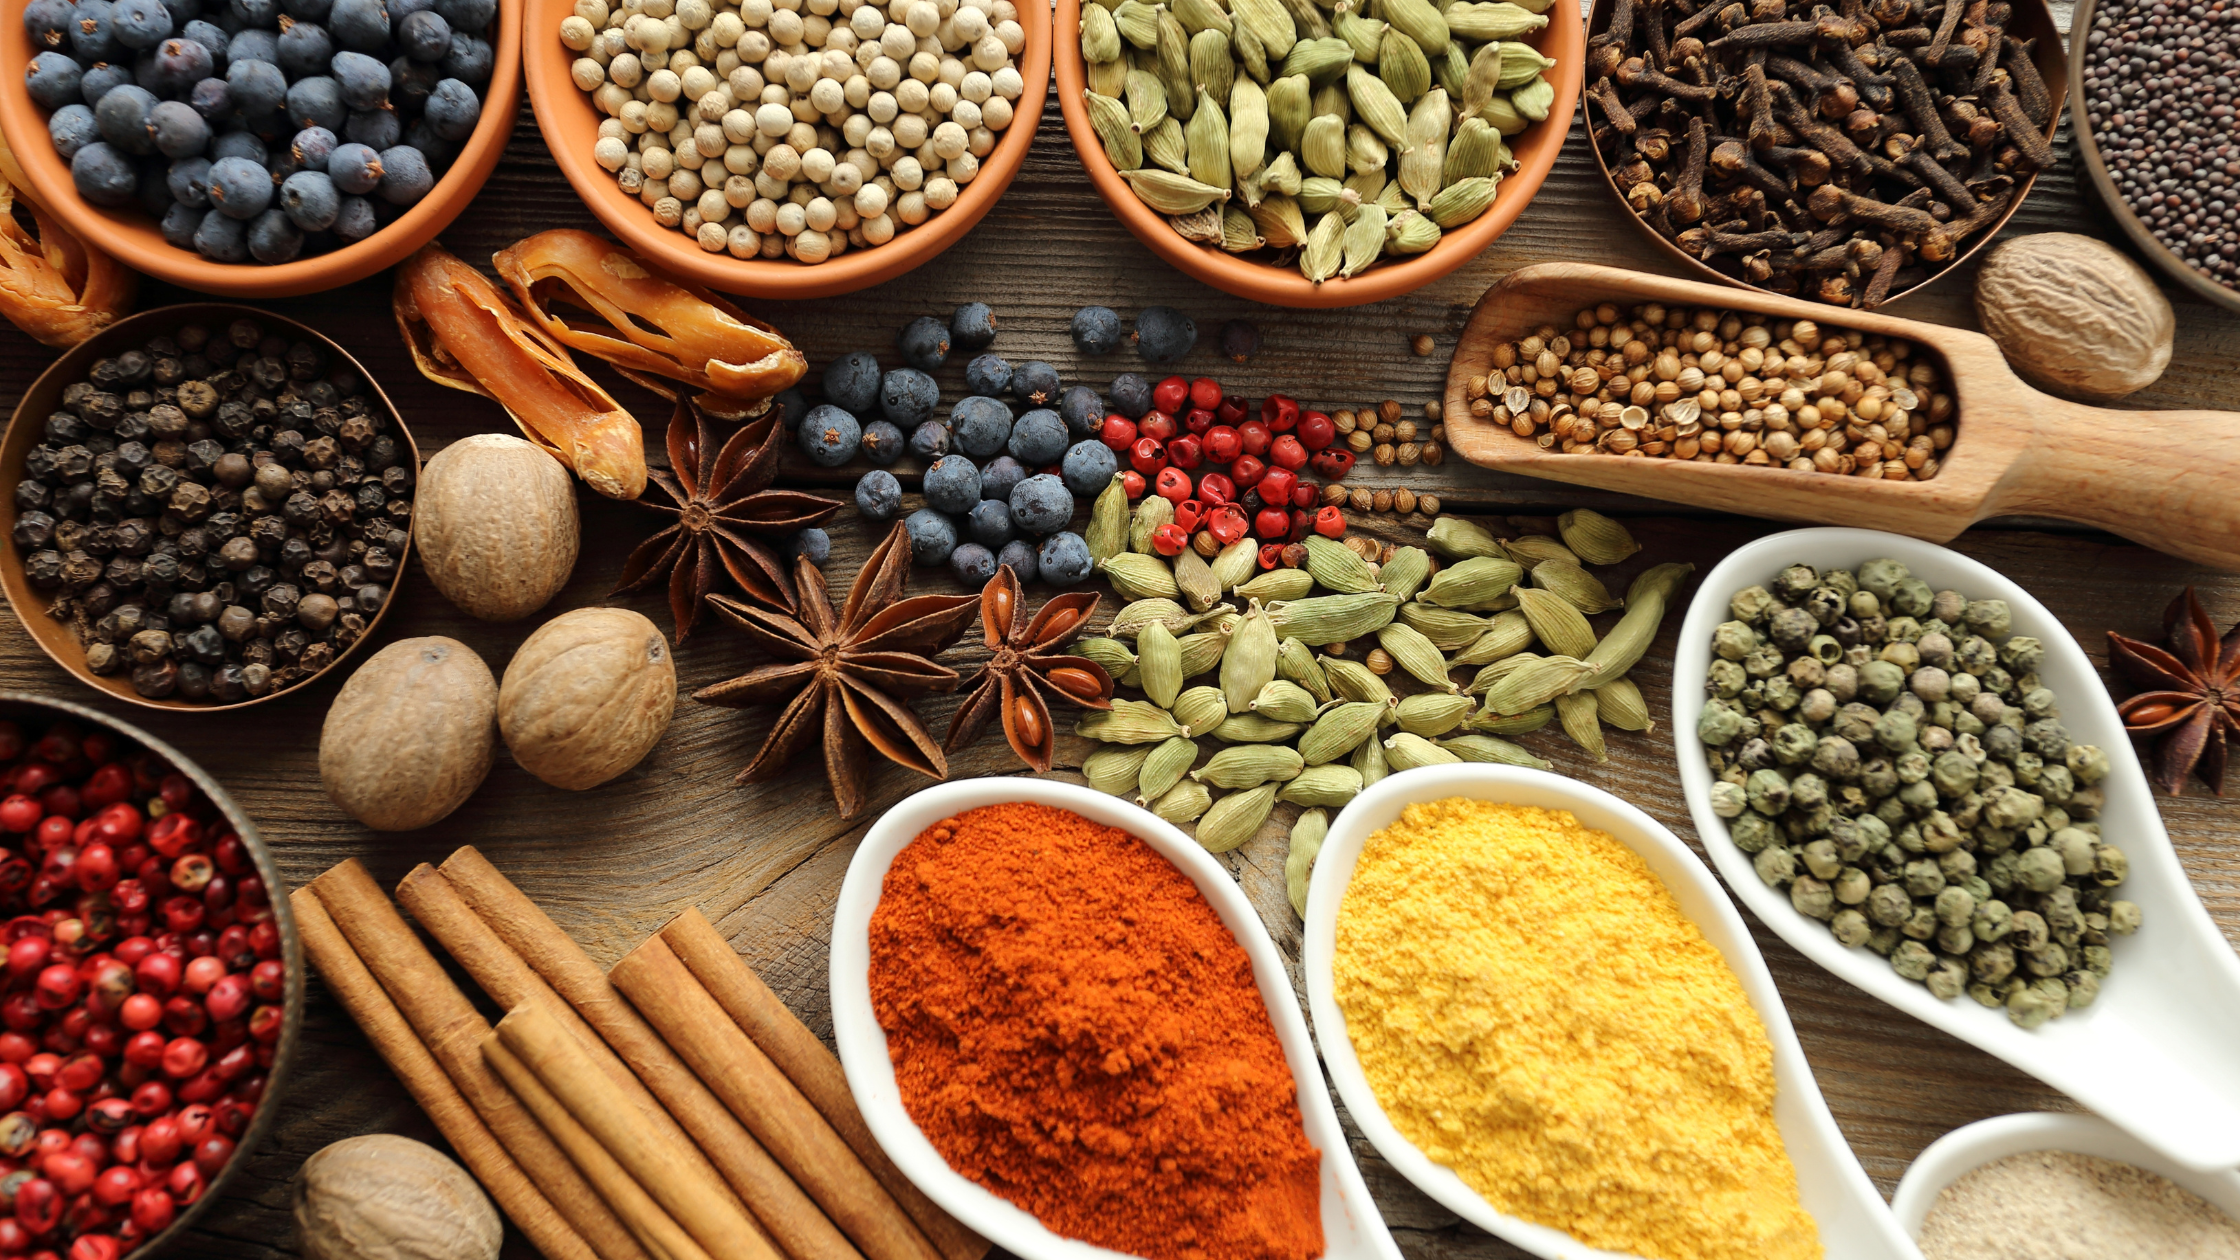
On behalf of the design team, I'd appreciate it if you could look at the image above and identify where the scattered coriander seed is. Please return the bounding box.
[1320,483,1349,507]
[1372,423,1396,445]
[1347,431,1374,454]
[1398,442,1423,465]
[1325,640,1350,657]
[1379,400,1403,425]
[1333,410,1358,435]
[1371,489,1394,512]
[1366,647,1395,674]
[1419,494,1442,515]
[1350,487,1374,512]
[1423,401,1443,421]
[1422,442,1445,466]
[1374,443,1397,466]
[1393,488,1418,514]
[1192,529,1220,557]
[1410,334,1435,356]
[1395,421,1418,443]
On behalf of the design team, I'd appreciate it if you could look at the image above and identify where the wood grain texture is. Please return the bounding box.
[1,5,2238,1251]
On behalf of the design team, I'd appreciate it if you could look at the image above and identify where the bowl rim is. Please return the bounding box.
[0,303,422,714]
[1049,0,1584,309]
[2063,0,2240,314]
[1301,763,1919,1260]
[1578,0,2065,310]
[1888,1111,2240,1240]
[0,690,303,1260]
[1671,526,2240,1172]
[826,776,1403,1260]
[521,0,1050,300]
[0,1,521,300]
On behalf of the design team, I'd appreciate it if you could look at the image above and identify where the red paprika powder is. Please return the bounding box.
[868,803,1325,1260]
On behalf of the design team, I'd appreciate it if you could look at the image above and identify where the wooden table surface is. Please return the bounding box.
[4,1,2240,1251]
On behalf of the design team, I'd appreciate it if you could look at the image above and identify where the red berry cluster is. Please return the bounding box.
[1097,377,1359,569]
[0,720,282,1260]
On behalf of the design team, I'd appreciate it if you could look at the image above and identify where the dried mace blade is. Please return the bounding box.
[945,565,1116,772]
[695,523,981,819]
[613,398,843,641]
[2106,586,2240,795]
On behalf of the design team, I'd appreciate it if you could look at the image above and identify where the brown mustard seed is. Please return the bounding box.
[1411,334,1435,356]
[1372,489,1394,512]
[1366,647,1395,674]
[1422,441,1445,466]
[1379,399,1403,424]
[1373,443,1398,466]
[1393,488,1418,514]
[1320,483,1349,507]
[1397,442,1423,465]
[1193,530,1220,557]
[1419,493,1442,515]
[1350,487,1374,511]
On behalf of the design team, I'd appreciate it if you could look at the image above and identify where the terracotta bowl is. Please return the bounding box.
[0,689,304,1260]
[0,4,521,300]
[2066,0,2240,314]
[0,304,420,714]
[523,0,1049,299]
[1582,0,2064,308]
[1053,0,1584,308]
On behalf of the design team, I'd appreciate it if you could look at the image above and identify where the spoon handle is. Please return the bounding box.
[1982,405,2240,571]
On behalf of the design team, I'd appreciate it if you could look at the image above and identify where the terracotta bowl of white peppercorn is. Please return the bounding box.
[0,305,421,714]
[524,0,1049,299]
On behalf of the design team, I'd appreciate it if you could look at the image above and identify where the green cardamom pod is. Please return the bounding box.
[1119,662,1142,689]
[1230,77,1268,178]
[1221,599,1279,713]
[1443,114,1501,183]
[1472,703,1552,735]
[1172,685,1229,736]
[1103,553,1183,602]
[1375,178,1408,214]
[1377,29,1431,102]
[1081,2,1124,62]
[1345,124,1389,175]
[1556,691,1606,761]
[1467,649,1541,696]
[1109,596,1228,638]
[1302,113,1348,178]
[1074,636,1138,679]
[1595,676,1653,732]
[1173,203,1226,241]
[1174,545,1223,612]
[1340,201,1387,277]
[1248,192,1308,247]
[1089,52,1131,97]
[1427,175,1499,227]
[1113,0,1162,48]
[1485,654,1599,715]
[1299,175,1347,213]
[1190,29,1234,109]
[1231,0,1297,58]
[1334,5,1386,62]
[1131,492,1175,553]
[1384,731,1462,770]
[1235,12,1271,82]
[1321,656,1394,706]
[1085,90,1145,170]
[1302,536,1379,594]
[1276,636,1334,703]
[1440,733,1550,768]
[1299,700,1386,764]
[1280,36,1354,84]
[1380,0,1450,53]
[1395,691,1474,737]
[1582,563,1693,686]
[1157,12,1196,118]
[1086,474,1130,565]
[1138,620,1184,707]
[1446,1,1549,41]
[1121,167,1230,214]
[1451,609,1536,666]
[1427,515,1503,560]
[1084,743,1158,794]
[1267,73,1313,151]
[1477,90,1528,135]
[1194,783,1278,853]
[1268,591,1401,644]
[1493,40,1554,87]
[1312,80,1352,124]
[1077,698,1189,743]
[1397,600,1489,651]
[1532,559,1622,614]
[1206,539,1258,592]
[1385,208,1441,253]
[1353,720,1389,787]
[1376,622,1457,692]
[1152,779,1213,824]
[1434,40,1469,95]
[1281,767,1360,810]
[1300,209,1346,283]
[1193,743,1305,788]
[1279,0,1330,41]
[1136,735,1202,802]
[1213,713,1302,743]
[1345,64,1407,145]
[1185,87,1232,190]
[1377,547,1433,601]
[1178,629,1229,677]
[1143,116,1191,172]
[1173,0,1233,37]
[1510,71,1553,120]
[1249,679,1320,725]
[1555,509,1640,565]
[1514,586,1598,658]
[1259,150,1302,196]
[1499,534,1577,567]
[1419,555,1522,608]
[1285,806,1329,915]
[1398,86,1449,207]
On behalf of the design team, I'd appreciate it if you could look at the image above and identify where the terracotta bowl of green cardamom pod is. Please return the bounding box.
[1054,0,1583,308]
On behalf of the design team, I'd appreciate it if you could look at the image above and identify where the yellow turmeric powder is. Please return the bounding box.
[1332,799,1822,1260]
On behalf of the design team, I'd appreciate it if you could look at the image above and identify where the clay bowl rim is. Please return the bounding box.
[1580,0,2066,309]
[0,303,422,715]
[521,0,1051,300]
[2063,0,2240,315]
[1051,0,1585,310]
[0,2,522,300]
[0,689,304,1260]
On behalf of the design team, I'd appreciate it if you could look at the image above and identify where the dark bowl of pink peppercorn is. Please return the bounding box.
[0,690,299,1260]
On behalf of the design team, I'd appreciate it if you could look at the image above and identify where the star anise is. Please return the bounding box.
[613,398,842,643]
[2107,587,2240,795]
[943,565,1115,772]
[695,522,980,819]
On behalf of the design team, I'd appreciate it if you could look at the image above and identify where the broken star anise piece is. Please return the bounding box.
[695,522,981,820]
[612,398,842,643]
[944,564,1115,773]
[2107,586,2240,795]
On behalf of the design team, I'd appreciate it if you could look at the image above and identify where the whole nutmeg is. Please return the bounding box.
[498,608,677,791]
[320,636,497,831]
[294,1134,501,1260]
[1974,233,2174,401]
[414,434,581,621]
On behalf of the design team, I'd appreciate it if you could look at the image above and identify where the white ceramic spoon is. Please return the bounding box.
[1304,763,1924,1260]
[1674,527,2240,1173]
[828,776,1405,1260]
[1890,1111,2240,1242]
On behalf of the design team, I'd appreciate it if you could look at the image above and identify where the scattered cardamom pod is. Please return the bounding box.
[1222,599,1279,714]
[1394,691,1474,736]
[1194,783,1278,853]
[1136,735,1201,803]
[1086,474,1129,566]
[1214,713,1303,743]
[1109,596,1225,639]
[1174,544,1223,612]
[1268,591,1402,644]
[1384,731,1463,770]
[1322,656,1395,706]
[1172,684,1229,736]
[1281,766,1362,809]
[1445,1,1549,41]
[1276,635,1334,704]
[1397,601,1489,651]
[1419,555,1522,608]
[1144,115,1191,173]
[1076,699,1189,743]
[1557,509,1641,565]
[1138,620,1184,708]
[1074,636,1138,680]
[1514,586,1598,659]
[1484,654,1599,715]
[1450,609,1536,666]
[1500,533,1579,567]
[1532,558,1623,614]
[1299,699,1387,763]
[1439,733,1550,768]
[1471,703,1553,735]
[1340,202,1387,276]
[1104,552,1183,602]
[1376,622,1458,692]
[1152,779,1213,825]
[1353,720,1389,787]
[1427,515,1504,559]
[1177,629,1230,677]
[1582,563,1694,686]
[1250,679,1322,725]
[1556,691,1606,762]
[1286,807,1329,916]
[1207,539,1259,593]
[1130,493,1175,554]
[1084,743,1157,795]
[1120,168,1230,214]
[1193,743,1305,788]
[1594,676,1653,732]
[1081,2,1123,62]
[1468,650,1542,696]
[1303,535,1381,594]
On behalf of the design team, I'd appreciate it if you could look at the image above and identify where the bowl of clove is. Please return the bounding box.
[1582,0,2066,309]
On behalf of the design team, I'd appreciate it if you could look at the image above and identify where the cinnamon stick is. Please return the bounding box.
[483,1036,716,1260]
[307,861,652,1260]
[395,865,767,1238]
[438,847,866,1260]
[293,889,598,1260]
[612,936,941,1260]
[497,1004,777,1260]
[660,910,987,1260]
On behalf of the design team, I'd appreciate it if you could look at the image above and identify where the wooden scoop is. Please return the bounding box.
[1443,262,2240,571]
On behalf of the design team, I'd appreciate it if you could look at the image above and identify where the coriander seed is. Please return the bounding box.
[1410,334,1435,356]
[1366,647,1395,674]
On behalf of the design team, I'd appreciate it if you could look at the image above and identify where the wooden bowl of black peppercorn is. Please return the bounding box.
[0,306,420,712]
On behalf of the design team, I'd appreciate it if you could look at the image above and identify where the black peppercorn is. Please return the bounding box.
[130,659,178,698]
[85,643,120,675]
[272,626,309,659]
[13,481,50,512]
[209,665,247,702]
[174,662,211,700]
[141,552,179,589]
[24,551,63,588]
[111,412,148,444]
[43,413,82,445]
[182,624,226,665]
[11,512,55,549]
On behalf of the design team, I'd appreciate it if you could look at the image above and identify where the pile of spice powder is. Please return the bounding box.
[1332,799,1822,1260]
[867,802,1324,1260]
[1919,1150,2240,1260]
